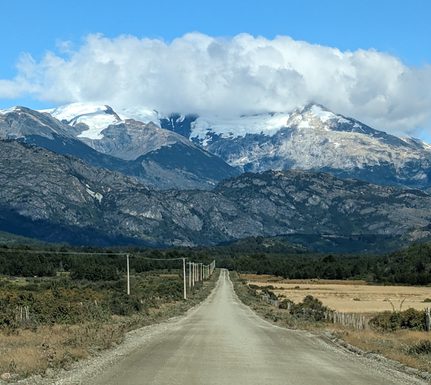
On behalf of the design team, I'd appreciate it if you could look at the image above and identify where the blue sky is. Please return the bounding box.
[1,0,429,72]
[1,0,430,140]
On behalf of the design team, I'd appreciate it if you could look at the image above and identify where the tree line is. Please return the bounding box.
[0,241,430,285]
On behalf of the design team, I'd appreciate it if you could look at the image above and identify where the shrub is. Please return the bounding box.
[370,311,403,331]
[152,280,183,301]
[400,308,426,330]
[70,264,119,281]
[408,340,431,355]
[261,288,277,301]
[289,295,328,321]
[369,308,426,331]
[109,292,144,316]
[0,298,19,330]
[278,298,294,310]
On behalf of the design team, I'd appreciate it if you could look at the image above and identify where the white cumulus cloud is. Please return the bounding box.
[1,32,431,136]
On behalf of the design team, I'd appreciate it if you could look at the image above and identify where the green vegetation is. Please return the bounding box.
[0,272,186,330]
[0,231,47,247]
[279,295,329,322]
[0,248,193,279]
[408,340,431,356]
[0,268,219,379]
[369,309,428,332]
[0,241,219,378]
[230,272,330,328]
[1,240,431,285]
[214,242,431,285]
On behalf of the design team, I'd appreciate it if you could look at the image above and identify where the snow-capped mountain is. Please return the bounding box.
[48,103,191,158]
[47,103,160,140]
[0,106,81,139]
[12,101,431,190]
[161,104,431,190]
[2,104,431,249]
[0,105,239,190]
[47,103,123,139]
[47,104,207,166]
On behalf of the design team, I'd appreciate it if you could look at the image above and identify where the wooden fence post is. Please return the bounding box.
[426,308,430,332]
[324,310,367,330]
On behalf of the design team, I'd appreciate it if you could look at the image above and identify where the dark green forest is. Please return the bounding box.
[0,239,430,285]
[215,243,431,285]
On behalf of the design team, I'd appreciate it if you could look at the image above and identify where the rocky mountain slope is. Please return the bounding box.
[1,140,430,248]
[0,106,238,189]
[161,104,431,190]
[39,102,431,190]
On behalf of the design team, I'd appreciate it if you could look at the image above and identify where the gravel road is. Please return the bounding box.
[49,269,429,385]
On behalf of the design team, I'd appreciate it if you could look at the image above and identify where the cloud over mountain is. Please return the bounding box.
[1,32,431,135]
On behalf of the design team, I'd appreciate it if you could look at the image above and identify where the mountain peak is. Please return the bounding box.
[0,106,20,114]
[49,102,115,122]
[293,103,346,126]
[1,106,39,115]
[300,102,331,113]
[47,103,123,140]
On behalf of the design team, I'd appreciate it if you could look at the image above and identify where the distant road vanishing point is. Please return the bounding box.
[84,270,427,385]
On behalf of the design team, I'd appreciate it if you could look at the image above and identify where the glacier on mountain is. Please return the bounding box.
[9,101,430,190]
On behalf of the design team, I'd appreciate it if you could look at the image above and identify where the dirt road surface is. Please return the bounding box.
[72,270,427,385]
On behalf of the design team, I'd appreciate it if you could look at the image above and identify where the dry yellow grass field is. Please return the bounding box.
[242,274,431,313]
[0,323,121,377]
[341,329,431,372]
[234,273,431,374]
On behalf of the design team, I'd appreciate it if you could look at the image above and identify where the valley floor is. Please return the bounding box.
[9,270,430,385]
[235,273,431,379]
[0,271,218,383]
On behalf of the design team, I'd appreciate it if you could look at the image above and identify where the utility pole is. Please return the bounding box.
[182,258,187,300]
[188,262,192,289]
[126,254,130,295]
[192,263,195,287]
[209,260,215,276]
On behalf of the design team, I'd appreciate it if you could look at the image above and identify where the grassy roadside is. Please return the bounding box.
[0,269,219,381]
[230,271,431,376]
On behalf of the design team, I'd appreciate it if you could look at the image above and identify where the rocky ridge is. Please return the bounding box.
[1,140,430,248]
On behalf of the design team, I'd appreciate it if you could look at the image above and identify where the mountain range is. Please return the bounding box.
[1,102,430,250]
[35,101,431,191]
[161,104,431,190]
[1,140,430,248]
[0,106,238,190]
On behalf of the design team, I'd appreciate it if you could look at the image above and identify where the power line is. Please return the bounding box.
[0,248,216,298]
[0,249,130,255]
[0,248,186,261]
